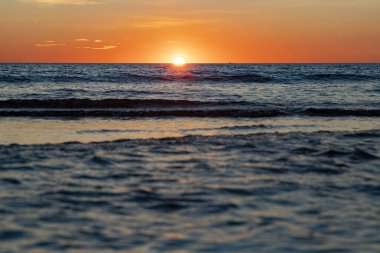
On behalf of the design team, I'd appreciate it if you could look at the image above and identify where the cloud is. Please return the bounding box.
[19,0,107,5]
[125,18,219,29]
[36,43,66,47]
[76,46,91,49]
[75,38,89,42]
[94,40,103,43]
[92,45,117,50]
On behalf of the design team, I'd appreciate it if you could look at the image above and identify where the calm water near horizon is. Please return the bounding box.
[0,64,379,252]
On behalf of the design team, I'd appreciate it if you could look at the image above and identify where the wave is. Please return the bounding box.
[1,72,378,84]
[0,100,379,118]
[160,74,273,83]
[0,98,251,109]
[303,108,380,117]
[0,109,285,118]
[0,73,273,84]
[305,73,377,81]
[0,76,33,83]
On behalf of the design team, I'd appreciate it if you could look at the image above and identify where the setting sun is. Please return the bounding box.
[172,57,186,66]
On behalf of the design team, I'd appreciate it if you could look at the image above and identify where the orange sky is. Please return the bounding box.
[1,0,380,63]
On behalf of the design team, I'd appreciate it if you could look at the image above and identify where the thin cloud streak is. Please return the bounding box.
[19,0,108,5]
[125,18,220,29]
[36,43,66,47]
[92,45,117,50]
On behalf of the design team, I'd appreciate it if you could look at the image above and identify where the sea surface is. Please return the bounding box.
[0,64,379,252]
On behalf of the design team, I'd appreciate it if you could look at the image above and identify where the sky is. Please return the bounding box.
[0,0,380,63]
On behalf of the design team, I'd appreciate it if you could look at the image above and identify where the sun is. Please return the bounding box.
[172,57,186,66]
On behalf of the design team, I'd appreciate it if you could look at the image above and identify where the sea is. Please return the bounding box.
[0,63,379,252]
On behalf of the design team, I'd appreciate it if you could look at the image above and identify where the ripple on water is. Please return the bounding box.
[0,130,379,252]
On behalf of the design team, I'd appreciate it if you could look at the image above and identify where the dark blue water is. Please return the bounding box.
[0,64,379,109]
[0,64,379,252]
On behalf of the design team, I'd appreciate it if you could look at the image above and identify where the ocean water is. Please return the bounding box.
[0,64,379,252]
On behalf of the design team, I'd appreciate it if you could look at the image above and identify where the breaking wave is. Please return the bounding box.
[0,99,379,117]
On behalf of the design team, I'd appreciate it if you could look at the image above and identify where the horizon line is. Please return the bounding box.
[0,62,379,64]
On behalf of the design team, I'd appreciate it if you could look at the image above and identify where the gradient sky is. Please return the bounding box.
[1,0,380,63]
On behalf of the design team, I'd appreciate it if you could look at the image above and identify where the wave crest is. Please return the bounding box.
[0,99,379,118]
[305,73,376,81]
[0,73,272,84]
